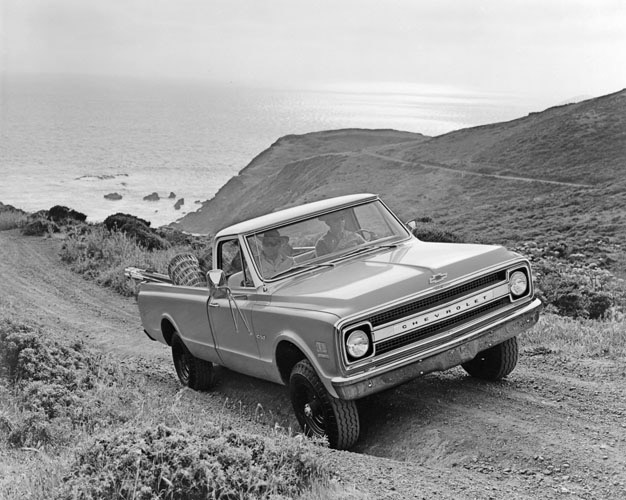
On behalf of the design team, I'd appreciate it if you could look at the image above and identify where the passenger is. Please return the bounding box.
[315,211,366,256]
[258,229,294,278]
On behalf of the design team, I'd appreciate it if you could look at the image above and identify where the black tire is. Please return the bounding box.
[168,253,206,287]
[289,359,359,450]
[462,336,519,380]
[171,334,214,390]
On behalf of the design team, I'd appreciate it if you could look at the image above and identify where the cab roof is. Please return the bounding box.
[215,193,378,239]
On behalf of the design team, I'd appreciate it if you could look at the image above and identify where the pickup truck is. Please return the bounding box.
[127,193,541,449]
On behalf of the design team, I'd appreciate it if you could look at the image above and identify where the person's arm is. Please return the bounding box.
[315,238,329,256]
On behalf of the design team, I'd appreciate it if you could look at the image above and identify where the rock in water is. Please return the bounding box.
[104,192,123,200]
[143,192,160,201]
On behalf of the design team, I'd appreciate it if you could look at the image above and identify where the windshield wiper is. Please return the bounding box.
[270,262,335,280]
[333,243,399,261]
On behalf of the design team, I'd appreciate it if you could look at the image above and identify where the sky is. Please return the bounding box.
[1,0,625,105]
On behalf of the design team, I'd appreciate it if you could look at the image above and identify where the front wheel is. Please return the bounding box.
[171,333,215,390]
[462,336,519,380]
[289,359,359,450]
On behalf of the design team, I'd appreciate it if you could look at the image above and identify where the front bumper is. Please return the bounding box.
[331,298,541,400]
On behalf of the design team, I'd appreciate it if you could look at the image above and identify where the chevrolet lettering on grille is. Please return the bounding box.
[394,289,494,334]
[372,284,512,343]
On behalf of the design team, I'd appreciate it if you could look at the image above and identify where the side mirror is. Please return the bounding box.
[207,269,226,287]
[406,220,417,231]
[207,269,228,298]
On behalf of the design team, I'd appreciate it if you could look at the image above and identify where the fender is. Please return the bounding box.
[272,328,342,398]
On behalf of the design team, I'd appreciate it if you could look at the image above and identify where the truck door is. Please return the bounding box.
[208,238,264,378]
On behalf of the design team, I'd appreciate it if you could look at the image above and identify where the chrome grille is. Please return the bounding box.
[375,297,509,356]
[368,271,505,328]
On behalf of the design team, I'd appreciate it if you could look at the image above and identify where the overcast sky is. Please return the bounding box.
[2,0,625,103]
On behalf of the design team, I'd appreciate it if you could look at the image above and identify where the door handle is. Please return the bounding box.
[232,294,248,300]
[208,302,220,308]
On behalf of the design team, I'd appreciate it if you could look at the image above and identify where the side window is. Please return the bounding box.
[217,239,253,288]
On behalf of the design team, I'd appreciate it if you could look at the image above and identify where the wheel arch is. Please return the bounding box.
[160,316,178,346]
[276,340,307,385]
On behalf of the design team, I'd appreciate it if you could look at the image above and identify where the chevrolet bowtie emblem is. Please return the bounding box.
[429,273,448,284]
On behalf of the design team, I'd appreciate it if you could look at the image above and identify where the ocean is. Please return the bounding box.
[0,75,538,227]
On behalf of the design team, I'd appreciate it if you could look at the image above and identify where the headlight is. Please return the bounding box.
[509,270,528,297]
[346,329,370,358]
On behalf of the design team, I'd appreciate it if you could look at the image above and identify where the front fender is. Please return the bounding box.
[272,329,343,397]
[252,305,342,396]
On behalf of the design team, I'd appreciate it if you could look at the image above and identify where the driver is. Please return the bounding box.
[315,211,365,256]
[258,229,294,278]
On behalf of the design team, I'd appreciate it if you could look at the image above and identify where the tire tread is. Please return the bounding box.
[462,337,519,380]
[290,360,359,449]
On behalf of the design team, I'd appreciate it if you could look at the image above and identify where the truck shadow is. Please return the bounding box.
[211,366,297,429]
[210,364,515,463]
[353,368,519,463]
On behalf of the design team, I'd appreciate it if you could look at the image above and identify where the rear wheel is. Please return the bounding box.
[171,333,214,390]
[289,359,359,450]
[462,337,519,380]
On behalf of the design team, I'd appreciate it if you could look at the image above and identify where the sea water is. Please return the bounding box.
[0,75,536,227]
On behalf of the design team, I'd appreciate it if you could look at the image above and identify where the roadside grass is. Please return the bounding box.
[0,319,342,500]
[59,225,207,296]
[0,210,28,230]
[523,313,626,360]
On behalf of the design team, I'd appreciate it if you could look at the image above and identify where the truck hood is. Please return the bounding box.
[269,241,517,317]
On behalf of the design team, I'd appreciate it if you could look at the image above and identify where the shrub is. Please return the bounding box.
[21,218,59,236]
[156,227,206,248]
[411,223,463,243]
[0,210,28,230]
[103,213,170,250]
[48,205,87,224]
[533,260,621,320]
[587,292,614,320]
[60,225,209,296]
[57,425,330,500]
[0,320,138,449]
[0,320,88,386]
[7,410,67,448]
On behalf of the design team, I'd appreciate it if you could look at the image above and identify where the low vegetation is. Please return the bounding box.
[0,319,334,499]
[57,215,211,296]
[411,221,625,321]
[0,203,28,230]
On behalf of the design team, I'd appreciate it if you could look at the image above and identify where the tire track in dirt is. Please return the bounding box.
[0,230,166,360]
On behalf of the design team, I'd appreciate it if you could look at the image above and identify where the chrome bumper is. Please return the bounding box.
[331,298,541,400]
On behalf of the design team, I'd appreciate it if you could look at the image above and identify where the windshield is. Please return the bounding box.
[246,200,409,280]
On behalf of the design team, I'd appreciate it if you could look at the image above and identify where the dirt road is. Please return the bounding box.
[1,230,624,499]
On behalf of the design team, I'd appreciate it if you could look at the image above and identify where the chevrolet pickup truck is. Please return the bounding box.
[126,193,541,449]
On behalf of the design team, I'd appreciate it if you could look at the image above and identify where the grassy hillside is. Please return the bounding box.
[173,92,625,281]
[394,88,626,185]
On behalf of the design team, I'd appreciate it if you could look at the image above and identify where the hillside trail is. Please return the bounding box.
[362,151,594,189]
[283,147,594,189]
[1,230,625,499]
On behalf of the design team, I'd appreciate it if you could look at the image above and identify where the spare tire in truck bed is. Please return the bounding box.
[168,253,207,287]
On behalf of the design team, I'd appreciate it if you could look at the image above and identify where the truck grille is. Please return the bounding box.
[367,270,505,328]
[375,297,509,356]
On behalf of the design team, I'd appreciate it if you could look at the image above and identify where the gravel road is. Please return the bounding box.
[1,230,624,499]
